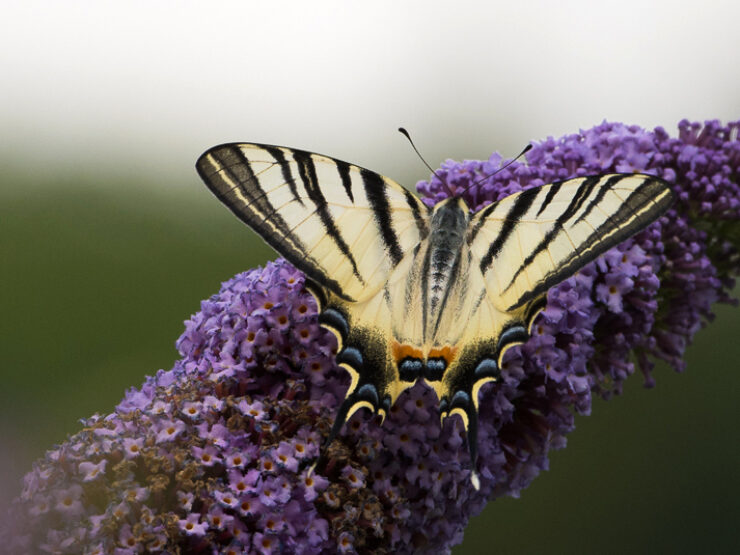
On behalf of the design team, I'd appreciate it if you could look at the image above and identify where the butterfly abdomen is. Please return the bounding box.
[422,198,471,332]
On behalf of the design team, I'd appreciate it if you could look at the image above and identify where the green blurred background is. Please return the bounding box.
[2,1,739,553]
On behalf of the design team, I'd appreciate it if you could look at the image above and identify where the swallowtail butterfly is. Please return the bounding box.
[196,143,673,489]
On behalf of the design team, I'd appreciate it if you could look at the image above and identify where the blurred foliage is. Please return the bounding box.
[0,171,737,553]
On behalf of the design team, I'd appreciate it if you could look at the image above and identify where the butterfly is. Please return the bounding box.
[196,142,673,489]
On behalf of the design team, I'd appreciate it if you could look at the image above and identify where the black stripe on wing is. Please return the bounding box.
[336,159,355,202]
[404,188,430,241]
[477,186,542,274]
[361,169,405,265]
[263,145,306,208]
[535,180,564,217]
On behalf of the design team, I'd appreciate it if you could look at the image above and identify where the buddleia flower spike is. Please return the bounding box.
[4,120,739,554]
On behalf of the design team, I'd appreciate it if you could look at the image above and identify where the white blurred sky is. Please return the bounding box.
[1,0,739,188]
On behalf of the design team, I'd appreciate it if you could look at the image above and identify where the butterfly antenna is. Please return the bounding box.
[463,143,533,196]
[398,127,455,197]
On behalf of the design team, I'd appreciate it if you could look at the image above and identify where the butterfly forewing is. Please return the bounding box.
[196,143,430,303]
[469,174,673,313]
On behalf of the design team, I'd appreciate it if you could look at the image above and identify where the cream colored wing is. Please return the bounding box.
[196,143,430,302]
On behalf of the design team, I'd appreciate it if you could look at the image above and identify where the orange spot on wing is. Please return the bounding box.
[391,342,423,363]
[427,345,460,364]
[392,343,461,365]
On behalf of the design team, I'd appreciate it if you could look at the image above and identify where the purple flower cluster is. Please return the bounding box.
[5,120,740,553]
